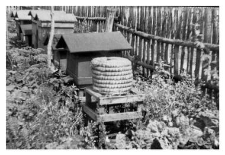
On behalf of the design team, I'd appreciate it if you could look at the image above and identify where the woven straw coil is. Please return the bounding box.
[92,74,133,80]
[91,57,131,68]
[93,78,133,84]
[91,57,133,94]
[92,70,132,76]
[92,66,132,72]
[93,82,132,88]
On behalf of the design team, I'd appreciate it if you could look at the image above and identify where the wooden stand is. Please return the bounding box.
[82,87,145,123]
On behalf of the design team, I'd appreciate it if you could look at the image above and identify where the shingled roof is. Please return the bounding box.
[20,24,32,35]
[56,31,132,53]
[15,10,31,20]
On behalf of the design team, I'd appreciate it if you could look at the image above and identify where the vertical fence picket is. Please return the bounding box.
[135,7,140,60]
[139,37,143,70]
[196,8,204,84]
[160,7,165,62]
[174,45,179,75]
[165,7,172,67]
[151,7,156,68]
[156,7,161,63]
[200,7,211,96]
[130,6,135,56]
[141,6,146,76]
[180,7,188,73]
[147,7,152,75]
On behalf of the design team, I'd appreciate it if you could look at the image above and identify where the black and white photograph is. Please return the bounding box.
[5,2,220,150]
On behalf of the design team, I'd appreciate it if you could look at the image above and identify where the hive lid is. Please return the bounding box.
[15,10,31,20]
[55,31,133,53]
[20,24,32,35]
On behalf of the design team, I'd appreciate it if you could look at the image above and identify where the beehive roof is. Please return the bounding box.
[28,10,50,18]
[20,24,32,35]
[43,34,62,48]
[56,31,132,53]
[28,10,76,22]
[10,10,17,18]
[15,10,31,20]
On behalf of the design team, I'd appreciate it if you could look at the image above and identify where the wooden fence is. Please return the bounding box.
[8,6,219,105]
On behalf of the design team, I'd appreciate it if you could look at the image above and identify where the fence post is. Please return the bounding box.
[105,8,116,32]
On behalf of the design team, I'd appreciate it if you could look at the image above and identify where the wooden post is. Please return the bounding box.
[105,8,116,32]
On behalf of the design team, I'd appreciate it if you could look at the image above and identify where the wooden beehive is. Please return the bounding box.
[28,10,77,50]
[13,10,32,41]
[43,34,67,71]
[55,31,132,88]
[20,24,32,46]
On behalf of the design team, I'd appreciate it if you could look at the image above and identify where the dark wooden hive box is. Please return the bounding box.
[55,31,132,88]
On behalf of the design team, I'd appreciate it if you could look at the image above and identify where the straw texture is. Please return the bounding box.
[91,57,133,94]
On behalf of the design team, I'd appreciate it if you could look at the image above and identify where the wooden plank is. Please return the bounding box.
[190,48,195,79]
[204,7,212,43]
[138,37,143,71]
[148,6,152,34]
[186,47,190,74]
[99,94,145,105]
[201,8,212,82]
[146,40,151,76]
[170,8,176,74]
[85,87,102,98]
[177,8,183,74]
[173,8,179,75]
[151,40,155,67]
[146,7,152,77]
[144,6,149,33]
[137,6,140,31]
[180,47,185,72]
[99,111,142,122]
[180,8,188,73]
[212,8,219,44]
[141,6,145,32]
[156,7,161,62]
[174,45,179,75]
[131,34,135,56]
[85,91,92,107]
[150,7,156,67]
[142,40,147,76]
[121,6,125,36]
[161,7,166,62]
[130,6,135,56]
[166,8,172,72]
[82,104,98,121]
[164,44,169,64]
[195,49,202,81]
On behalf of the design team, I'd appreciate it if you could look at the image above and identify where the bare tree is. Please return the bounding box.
[105,7,116,32]
[47,6,55,69]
